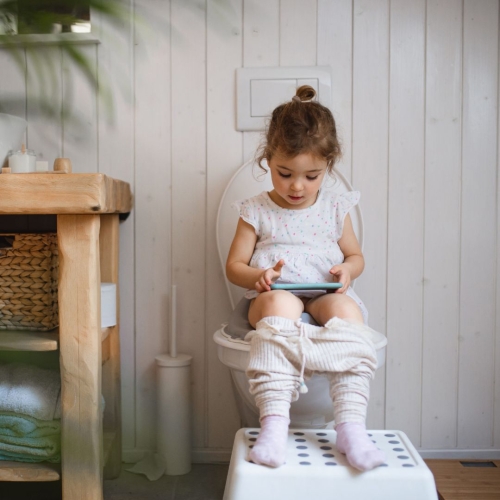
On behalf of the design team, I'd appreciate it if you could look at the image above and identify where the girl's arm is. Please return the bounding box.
[226,218,268,290]
[330,213,365,293]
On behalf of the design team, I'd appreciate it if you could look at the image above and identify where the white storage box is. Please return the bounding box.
[101,283,117,328]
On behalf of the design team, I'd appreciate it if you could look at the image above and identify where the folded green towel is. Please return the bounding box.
[0,412,60,463]
[0,449,60,463]
[0,412,60,438]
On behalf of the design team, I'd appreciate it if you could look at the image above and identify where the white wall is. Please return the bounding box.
[1,0,499,461]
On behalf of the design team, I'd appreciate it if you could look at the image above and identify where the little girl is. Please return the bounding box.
[226,85,385,471]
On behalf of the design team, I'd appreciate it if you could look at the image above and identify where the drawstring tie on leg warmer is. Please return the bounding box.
[245,316,315,399]
[290,319,310,394]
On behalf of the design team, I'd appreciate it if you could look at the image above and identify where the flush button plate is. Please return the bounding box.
[237,66,332,131]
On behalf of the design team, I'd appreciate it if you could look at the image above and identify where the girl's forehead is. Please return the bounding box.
[271,152,327,171]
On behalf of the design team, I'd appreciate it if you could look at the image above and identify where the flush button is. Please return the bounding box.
[237,66,332,131]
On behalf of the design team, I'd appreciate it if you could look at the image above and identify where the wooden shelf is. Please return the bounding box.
[0,178,127,496]
[0,461,60,482]
[0,174,132,215]
[0,327,113,352]
[0,329,59,351]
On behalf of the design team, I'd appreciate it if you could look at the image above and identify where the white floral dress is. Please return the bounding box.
[232,189,368,324]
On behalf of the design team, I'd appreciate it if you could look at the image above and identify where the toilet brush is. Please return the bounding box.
[155,284,193,475]
[128,285,193,480]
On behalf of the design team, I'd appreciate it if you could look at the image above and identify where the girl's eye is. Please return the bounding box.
[278,172,291,178]
[306,175,319,180]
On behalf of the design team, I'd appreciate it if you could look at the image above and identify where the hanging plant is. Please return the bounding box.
[0,0,130,119]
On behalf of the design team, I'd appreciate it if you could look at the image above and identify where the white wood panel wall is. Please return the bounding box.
[0,0,499,460]
[206,0,244,452]
[422,0,463,450]
[386,0,425,444]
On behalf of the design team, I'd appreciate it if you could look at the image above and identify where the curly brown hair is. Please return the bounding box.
[256,85,341,173]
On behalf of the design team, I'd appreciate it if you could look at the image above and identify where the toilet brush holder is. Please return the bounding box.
[155,353,193,476]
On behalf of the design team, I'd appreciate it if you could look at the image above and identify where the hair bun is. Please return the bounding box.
[294,85,316,102]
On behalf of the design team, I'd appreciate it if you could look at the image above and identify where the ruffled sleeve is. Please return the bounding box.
[334,191,360,238]
[231,197,260,235]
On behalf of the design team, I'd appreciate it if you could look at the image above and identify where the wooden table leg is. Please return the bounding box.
[99,214,122,479]
[57,214,103,500]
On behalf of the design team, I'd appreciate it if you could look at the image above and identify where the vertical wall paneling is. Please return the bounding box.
[242,0,280,161]
[279,0,317,66]
[422,0,462,449]
[133,0,172,452]
[26,47,63,161]
[385,0,425,445]
[171,0,207,449]
[96,1,136,452]
[317,0,353,182]
[351,0,389,429]
[61,45,98,173]
[243,0,279,67]
[206,0,243,450]
[0,48,26,120]
[458,0,498,449]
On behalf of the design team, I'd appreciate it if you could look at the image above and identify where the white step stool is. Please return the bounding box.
[224,428,438,500]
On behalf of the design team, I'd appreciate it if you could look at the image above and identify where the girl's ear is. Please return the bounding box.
[264,154,272,168]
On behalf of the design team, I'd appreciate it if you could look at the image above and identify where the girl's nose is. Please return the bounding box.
[291,180,303,191]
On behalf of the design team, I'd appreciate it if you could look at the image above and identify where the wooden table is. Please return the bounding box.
[0,172,132,499]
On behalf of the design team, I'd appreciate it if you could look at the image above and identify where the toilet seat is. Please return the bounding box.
[217,327,250,351]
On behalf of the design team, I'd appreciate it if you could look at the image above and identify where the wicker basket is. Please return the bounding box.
[0,233,59,331]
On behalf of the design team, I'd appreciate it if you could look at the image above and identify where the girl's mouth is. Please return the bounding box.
[289,195,303,201]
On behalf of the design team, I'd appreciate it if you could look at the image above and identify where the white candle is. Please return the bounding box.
[9,147,36,173]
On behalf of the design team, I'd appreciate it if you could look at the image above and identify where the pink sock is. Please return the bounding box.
[335,422,386,471]
[249,415,290,468]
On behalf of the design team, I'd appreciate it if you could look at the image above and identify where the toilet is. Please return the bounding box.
[213,160,387,428]
[215,162,438,500]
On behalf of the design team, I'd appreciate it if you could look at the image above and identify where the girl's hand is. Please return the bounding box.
[255,259,285,293]
[329,264,351,294]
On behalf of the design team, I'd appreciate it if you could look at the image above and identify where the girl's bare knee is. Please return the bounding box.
[249,290,303,326]
[336,296,363,321]
[307,294,363,324]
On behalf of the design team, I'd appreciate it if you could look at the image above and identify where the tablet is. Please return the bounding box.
[270,283,342,291]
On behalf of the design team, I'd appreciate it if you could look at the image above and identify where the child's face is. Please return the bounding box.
[268,152,328,209]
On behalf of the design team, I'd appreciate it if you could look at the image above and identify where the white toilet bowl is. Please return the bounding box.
[214,160,387,428]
